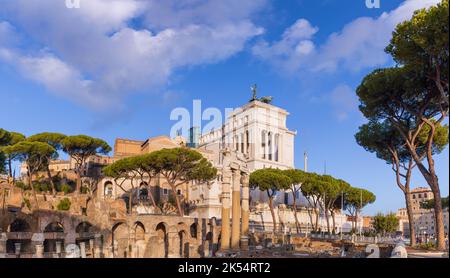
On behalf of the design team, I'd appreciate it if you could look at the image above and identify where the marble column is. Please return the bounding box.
[231,170,241,250]
[220,169,232,251]
[240,174,250,251]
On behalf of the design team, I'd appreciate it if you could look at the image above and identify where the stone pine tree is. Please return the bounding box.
[358,0,448,250]
[151,148,217,216]
[28,132,66,195]
[300,173,323,232]
[356,120,448,246]
[283,169,308,233]
[249,168,291,234]
[0,128,12,175]
[104,156,139,214]
[344,187,376,232]
[61,135,111,194]
[3,141,57,209]
[130,153,159,210]
[1,131,26,182]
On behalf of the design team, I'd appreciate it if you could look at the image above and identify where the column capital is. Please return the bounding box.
[240,173,249,186]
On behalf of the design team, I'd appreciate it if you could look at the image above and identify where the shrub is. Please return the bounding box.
[58,184,71,194]
[33,183,51,193]
[23,198,32,210]
[16,181,30,191]
[57,198,71,211]
[80,186,89,194]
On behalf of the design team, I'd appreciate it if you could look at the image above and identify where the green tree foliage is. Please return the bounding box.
[0,129,26,178]
[105,148,217,216]
[61,135,111,194]
[250,168,291,233]
[151,148,217,216]
[357,1,449,250]
[386,0,449,107]
[356,119,448,246]
[28,132,66,195]
[2,141,57,209]
[372,213,400,236]
[283,169,309,233]
[344,187,376,232]
[57,198,71,211]
[421,195,449,210]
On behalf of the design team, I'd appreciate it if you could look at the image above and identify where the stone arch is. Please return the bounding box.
[8,218,31,232]
[190,223,198,239]
[111,222,129,258]
[145,222,168,258]
[43,222,65,253]
[104,181,114,199]
[133,221,146,241]
[178,229,189,258]
[7,218,33,255]
[132,221,146,258]
[204,231,213,257]
[75,221,93,234]
[138,182,149,202]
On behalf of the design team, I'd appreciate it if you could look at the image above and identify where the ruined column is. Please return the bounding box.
[240,173,250,251]
[35,244,44,258]
[0,233,7,258]
[220,168,232,251]
[31,233,44,258]
[94,234,103,258]
[79,241,86,258]
[231,170,241,250]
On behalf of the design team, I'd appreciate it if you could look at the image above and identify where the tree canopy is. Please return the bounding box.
[372,213,400,236]
[104,147,217,216]
[356,0,449,250]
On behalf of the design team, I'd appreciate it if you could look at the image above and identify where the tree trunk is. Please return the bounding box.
[292,191,300,233]
[28,171,39,210]
[268,197,277,234]
[403,123,445,250]
[171,185,183,216]
[331,210,336,234]
[431,183,445,250]
[75,170,81,195]
[324,208,331,234]
[404,191,416,247]
[307,209,314,233]
[8,158,12,179]
[314,208,319,232]
[46,167,56,196]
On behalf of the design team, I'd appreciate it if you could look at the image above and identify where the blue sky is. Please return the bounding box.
[0,0,448,215]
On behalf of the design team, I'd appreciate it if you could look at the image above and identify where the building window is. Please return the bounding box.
[424,193,427,198]
[268,132,272,161]
[104,182,113,198]
[177,189,182,196]
[274,134,279,162]
[246,130,250,154]
[413,194,416,199]
[163,188,168,195]
[419,194,422,198]
[261,131,266,159]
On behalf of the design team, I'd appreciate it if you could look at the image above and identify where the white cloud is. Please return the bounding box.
[252,19,318,72]
[0,0,266,109]
[252,0,440,73]
[329,84,359,122]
